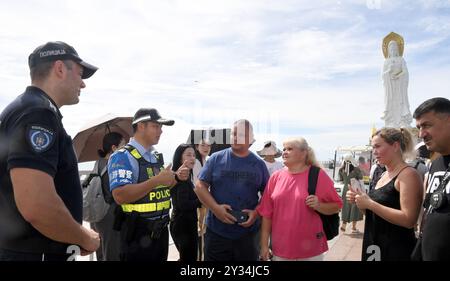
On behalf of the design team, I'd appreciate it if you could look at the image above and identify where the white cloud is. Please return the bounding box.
[277,28,379,79]
[418,0,450,9]
[417,16,450,35]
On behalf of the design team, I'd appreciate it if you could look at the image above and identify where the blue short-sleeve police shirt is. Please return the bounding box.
[108,139,158,191]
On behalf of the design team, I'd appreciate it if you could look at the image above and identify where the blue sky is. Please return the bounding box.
[1,0,450,166]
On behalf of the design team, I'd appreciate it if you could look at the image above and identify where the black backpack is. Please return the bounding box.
[308,165,340,240]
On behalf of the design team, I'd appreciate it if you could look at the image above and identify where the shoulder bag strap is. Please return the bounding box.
[308,165,320,195]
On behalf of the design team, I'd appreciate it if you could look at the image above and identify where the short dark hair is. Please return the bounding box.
[30,60,73,82]
[413,97,450,119]
[30,61,54,81]
[132,123,138,134]
[97,132,124,158]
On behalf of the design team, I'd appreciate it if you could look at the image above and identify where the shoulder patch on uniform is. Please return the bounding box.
[27,125,55,153]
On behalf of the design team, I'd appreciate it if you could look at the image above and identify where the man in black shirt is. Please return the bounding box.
[413,97,450,260]
[0,41,100,261]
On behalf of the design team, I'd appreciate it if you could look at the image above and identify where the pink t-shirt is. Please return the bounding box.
[257,166,343,259]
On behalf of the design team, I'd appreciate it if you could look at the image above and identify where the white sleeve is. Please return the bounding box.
[192,159,202,183]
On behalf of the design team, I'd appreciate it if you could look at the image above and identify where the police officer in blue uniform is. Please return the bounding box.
[108,108,190,261]
[0,41,100,261]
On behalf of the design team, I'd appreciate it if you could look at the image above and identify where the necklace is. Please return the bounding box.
[385,163,408,179]
[385,164,408,181]
[376,164,407,188]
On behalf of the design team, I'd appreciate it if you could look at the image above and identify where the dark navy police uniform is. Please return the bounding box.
[0,86,82,261]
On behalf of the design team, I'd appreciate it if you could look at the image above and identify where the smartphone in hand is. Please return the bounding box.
[350,178,365,194]
[227,209,249,224]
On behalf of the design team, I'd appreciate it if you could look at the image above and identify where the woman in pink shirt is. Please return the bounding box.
[257,137,343,261]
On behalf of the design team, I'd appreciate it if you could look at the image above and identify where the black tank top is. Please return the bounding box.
[362,168,417,261]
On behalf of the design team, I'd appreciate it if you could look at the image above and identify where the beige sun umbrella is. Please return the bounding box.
[73,113,133,163]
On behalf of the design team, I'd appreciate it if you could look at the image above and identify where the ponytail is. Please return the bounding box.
[373,127,415,160]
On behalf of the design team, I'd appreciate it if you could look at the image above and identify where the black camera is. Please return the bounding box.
[228,209,249,224]
[430,191,448,210]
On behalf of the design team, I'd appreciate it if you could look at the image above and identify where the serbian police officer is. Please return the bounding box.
[0,41,100,261]
[108,108,189,261]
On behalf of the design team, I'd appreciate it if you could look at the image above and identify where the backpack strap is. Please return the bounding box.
[308,165,321,195]
[100,165,108,177]
[82,160,102,188]
[95,158,109,177]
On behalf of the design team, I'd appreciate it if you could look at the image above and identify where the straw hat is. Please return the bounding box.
[257,141,282,158]
[343,154,359,167]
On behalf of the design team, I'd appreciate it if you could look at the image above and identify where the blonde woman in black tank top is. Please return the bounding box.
[347,128,423,261]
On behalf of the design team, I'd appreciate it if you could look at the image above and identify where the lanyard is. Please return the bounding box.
[420,164,450,233]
